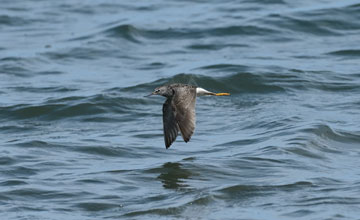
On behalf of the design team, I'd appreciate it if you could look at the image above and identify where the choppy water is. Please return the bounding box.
[1,0,360,219]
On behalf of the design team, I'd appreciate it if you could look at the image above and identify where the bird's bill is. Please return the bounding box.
[215,93,230,96]
[144,93,154,97]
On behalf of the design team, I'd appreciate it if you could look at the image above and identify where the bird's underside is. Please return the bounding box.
[162,84,196,149]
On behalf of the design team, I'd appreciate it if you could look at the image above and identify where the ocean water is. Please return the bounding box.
[1,0,360,219]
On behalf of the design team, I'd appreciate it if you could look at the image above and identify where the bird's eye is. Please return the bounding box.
[156,89,160,93]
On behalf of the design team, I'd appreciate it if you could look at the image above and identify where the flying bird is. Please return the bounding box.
[147,83,230,149]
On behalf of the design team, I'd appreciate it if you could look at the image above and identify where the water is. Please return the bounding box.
[1,0,360,219]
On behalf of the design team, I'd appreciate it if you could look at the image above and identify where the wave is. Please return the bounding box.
[7,86,77,93]
[76,202,119,212]
[0,56,60,77]
[0,64,31,77]
[104,24,142,43]
[216,181,313,199]
[42,47,113,61]
[262,14,340,36]
[2,68,357,122]
[301,124,360,144]
[103,24,277,43]
[186,43,248,51]
[121,72,285,95]
[286,124,360,159]
[327,49,360,57]
[257,2,360,37]
[0,15,31,26]
[122,70,359,95]
[0,94,151,121]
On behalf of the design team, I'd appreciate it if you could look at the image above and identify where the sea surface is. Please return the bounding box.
[1,0,360,219]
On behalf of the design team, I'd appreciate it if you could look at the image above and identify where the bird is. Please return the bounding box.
[147,83,230,149]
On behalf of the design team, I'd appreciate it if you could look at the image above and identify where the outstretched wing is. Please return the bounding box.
[162,98,179,149]
[172,86,197,142]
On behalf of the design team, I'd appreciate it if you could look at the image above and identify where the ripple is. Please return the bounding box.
[74,145,135,157]
[76,202,119,212]
[0,64,30,77]
[298,196,360,206]
[283,209,315,218]
[103,24,277,42]
[216,137,266,147]
[0,15,31,26]
[259,4,360,36]
[4,188,75,200]
[286,124,360,160]
[125,72,285,95]
[3,166,38,177]
[0,156,17,165]
[8,86,78,94]
[261,14,340,36]
[215,181,314,200]
[0,94,154,121]
[123,206,183,217]
[327,49,360,57]
[285,146,327,159]
[43,47,111,61]
[142,69,354,94]
[302,124,360,144]
[196,63,250,72]
[186,43,248,51]
[0,180,27,186]
[16,140,62,149]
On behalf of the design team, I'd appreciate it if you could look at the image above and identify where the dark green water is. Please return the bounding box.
[1,1,360,219]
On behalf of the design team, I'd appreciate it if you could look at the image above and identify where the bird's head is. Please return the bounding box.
[144,85,176,98]
[151,85,173,97]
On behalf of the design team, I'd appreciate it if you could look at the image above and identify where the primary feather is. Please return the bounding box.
[161,84,197,148]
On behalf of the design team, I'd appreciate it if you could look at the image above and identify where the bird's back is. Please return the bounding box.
[169,84,197,94]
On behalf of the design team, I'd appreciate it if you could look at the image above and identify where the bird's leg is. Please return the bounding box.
[214,93,230,96]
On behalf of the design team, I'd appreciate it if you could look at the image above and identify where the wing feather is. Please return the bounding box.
[162,98,179,149]
[172,85,196,143]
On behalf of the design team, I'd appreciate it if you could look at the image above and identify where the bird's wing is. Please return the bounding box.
[172,86,196,142]
[162,98,179,149]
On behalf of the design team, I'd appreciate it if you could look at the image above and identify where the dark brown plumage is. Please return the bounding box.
[148,83,229,149]
[162,84,196,148]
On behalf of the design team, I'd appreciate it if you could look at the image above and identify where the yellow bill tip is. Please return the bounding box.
[215,93,230,96]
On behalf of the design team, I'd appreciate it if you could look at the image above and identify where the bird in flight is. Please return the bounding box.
[147,83,230,149]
